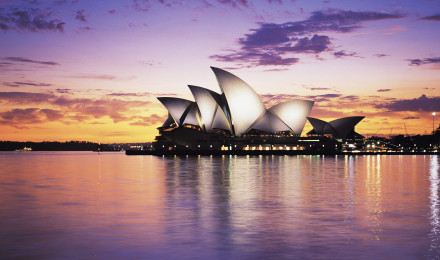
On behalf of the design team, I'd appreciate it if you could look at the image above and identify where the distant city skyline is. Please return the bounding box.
[1,0,439,142]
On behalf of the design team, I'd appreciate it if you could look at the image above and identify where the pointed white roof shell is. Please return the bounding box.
[188,85,229,132]
[183,103,202,127]
[269,100,314,135]
[211,106,231,131]
[157,97,192,126]
[211,67,266,136]
[251,110,291,133]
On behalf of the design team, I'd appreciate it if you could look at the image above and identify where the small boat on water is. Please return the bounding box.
[14,147,32,152]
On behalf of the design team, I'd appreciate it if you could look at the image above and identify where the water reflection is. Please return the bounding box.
[364,155,383,241]
[343,155,355,225]
[429,155,440,258]
[0,152,439,259]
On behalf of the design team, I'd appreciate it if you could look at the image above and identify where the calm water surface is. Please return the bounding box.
[0,152,439,259]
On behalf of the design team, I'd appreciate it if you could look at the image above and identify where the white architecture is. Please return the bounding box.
[158,67,316,137]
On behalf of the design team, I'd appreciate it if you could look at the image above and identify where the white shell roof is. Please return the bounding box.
[157,97,192,126]
[157,67,323,137]
[251,110,291,133]
[251,111,272,133]
[188,85,230,132]
[211,67,266,136]
[269,100,314,135]
[211,106,231,131]
[182,103,202,127]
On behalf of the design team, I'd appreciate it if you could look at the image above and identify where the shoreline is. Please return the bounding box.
[125,150,440,156]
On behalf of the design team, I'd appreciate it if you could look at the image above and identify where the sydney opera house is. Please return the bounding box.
[152,67,364,153]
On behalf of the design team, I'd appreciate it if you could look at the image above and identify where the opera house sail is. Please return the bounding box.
[307,116,365,139]
[211,67,267,137]
[152,67,365,153]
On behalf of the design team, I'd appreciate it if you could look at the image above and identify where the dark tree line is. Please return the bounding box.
[0,141,114,151]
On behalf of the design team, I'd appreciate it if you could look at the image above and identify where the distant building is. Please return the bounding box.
[153,67,364,153]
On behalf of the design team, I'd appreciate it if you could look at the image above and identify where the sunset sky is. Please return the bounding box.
[1,0,439,142]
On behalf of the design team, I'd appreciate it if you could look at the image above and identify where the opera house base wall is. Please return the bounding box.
[126,150,342,155]
[148,127,347,154]
[126,150,440,156]
[125,127,439,155]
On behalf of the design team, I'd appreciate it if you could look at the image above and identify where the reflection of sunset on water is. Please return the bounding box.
[1,152,439,258]
[429,156,440,256]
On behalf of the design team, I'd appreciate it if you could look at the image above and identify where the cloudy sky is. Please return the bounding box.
[1,0,439,142]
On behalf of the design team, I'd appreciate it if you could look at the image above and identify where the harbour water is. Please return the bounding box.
[1,152,439,259]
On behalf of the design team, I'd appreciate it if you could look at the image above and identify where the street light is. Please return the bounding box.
[433,112,436,133]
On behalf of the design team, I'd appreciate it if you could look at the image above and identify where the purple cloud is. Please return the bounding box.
[340,95,359,101]
[131,0,282,12]
[79,26,92,31]
[75,9,86,22]
[421,14,440,21]
[266,0,282,3]
[333,50,358,58]
[132,0,151,12]
[408,57,440,66]
[376,94,440,112]
[403,116,419,120]
[0,91,154,126]
[40,108,64,120]
[211,51,299,67]
[4,57,59,66]
[211,9,403,66]
[56,89,71,94]
[107,92,178,97]
[0,92,56,103]
[307,9,403,25]
[0,108,63,127]
[0,8,65,32]
[70,74,117,80]
[0,62,13,67]
[108,93,143,97]
[374,53,388,58]
[0,108,39,126]
[277,35,331,54]
[3,81,52,87]
[107,92,154,97]
[377,89,391,92]
[303,87,333,91]
[263,68,290,72]
[311,94,342,98]
[216,0,248,7]
[306,93,343,102]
